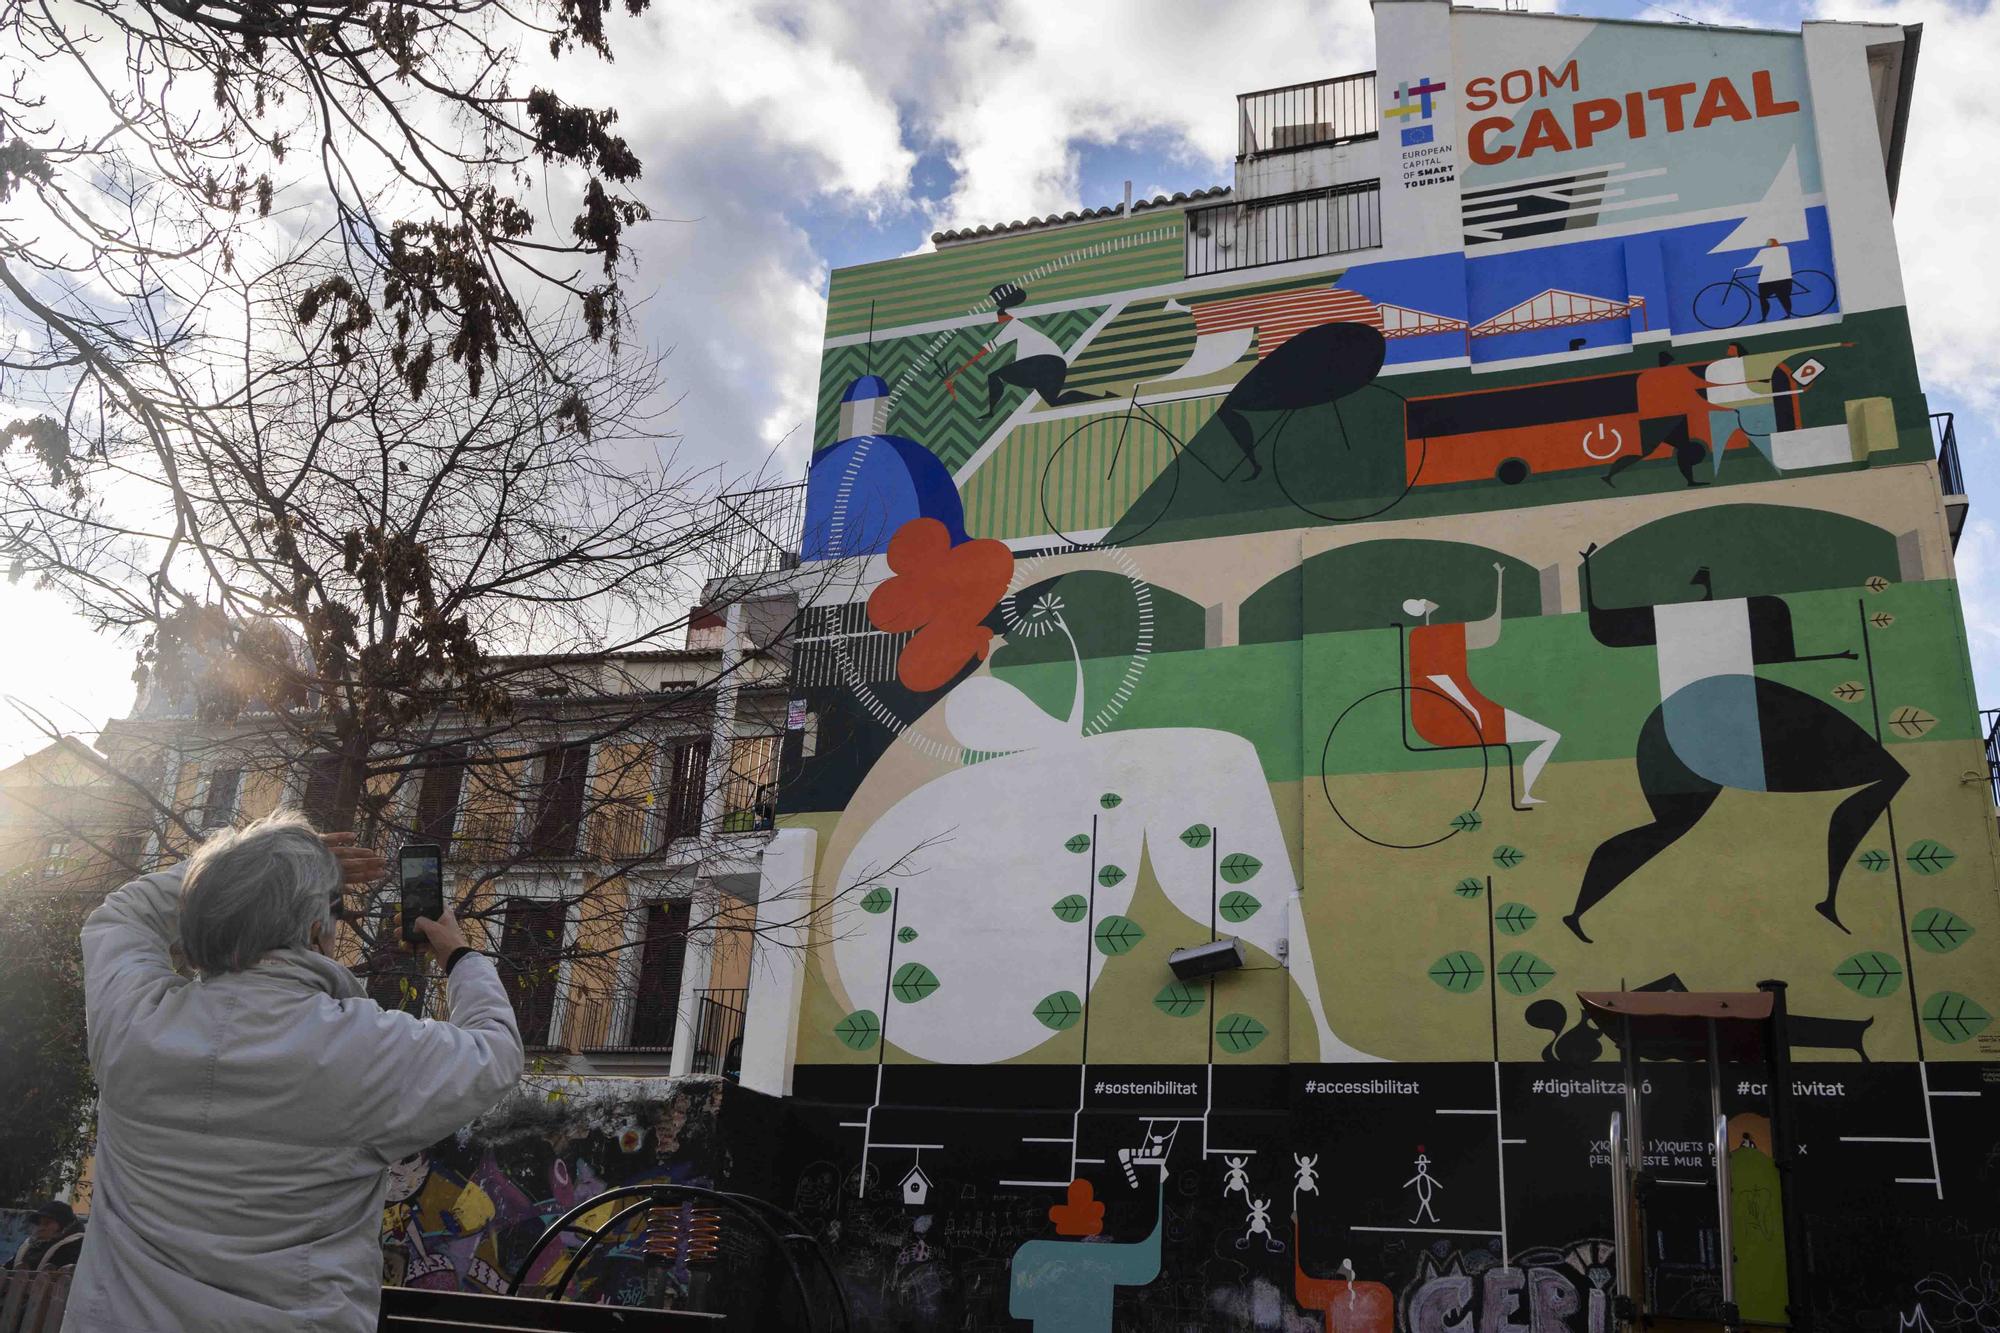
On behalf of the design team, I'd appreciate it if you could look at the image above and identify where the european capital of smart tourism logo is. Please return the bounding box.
[1386,76,1447,146]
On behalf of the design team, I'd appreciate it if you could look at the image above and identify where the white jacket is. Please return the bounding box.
[63,866,524,1333]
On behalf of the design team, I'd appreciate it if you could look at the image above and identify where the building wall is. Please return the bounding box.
[778,7,1998,1332]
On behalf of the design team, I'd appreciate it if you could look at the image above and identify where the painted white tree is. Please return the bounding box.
[825,595,1373,1063]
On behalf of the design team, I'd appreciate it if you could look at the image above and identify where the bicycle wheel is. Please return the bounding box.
[1692,279,1752,330]
[1787,269,1837,317]
[1320,685,1489,850]
[1270,388,1427,524]
[1039,411,1181,548]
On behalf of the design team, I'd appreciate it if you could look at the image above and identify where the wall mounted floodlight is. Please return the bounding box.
[1168,938,1246,981]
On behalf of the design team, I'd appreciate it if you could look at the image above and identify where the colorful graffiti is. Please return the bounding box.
[774,6,1994,1332]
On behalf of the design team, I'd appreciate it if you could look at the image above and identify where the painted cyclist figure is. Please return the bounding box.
[947,282,1104,419]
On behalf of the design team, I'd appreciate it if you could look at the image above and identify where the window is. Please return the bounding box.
[523,745,589,859]
[413,748,466,854]
[109,833,149,875]
[626,900,691,1049]
[498,897,566,1047]
[720,735,779,833]
[660,738,710,841]
[200,769,242,829]
[41,839,72,879]
[301,754,343,828]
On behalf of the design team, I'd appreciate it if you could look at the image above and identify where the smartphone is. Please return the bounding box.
[398,843,445,945]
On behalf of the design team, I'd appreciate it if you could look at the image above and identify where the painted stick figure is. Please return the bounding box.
[1292,1153,1320,1199]
[1222,1155,1251,1200]
[1237,1197,1286,1252]
[1404,1147,1444,1224]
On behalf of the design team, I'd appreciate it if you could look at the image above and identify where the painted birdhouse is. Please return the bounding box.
[900,1165,932,1207]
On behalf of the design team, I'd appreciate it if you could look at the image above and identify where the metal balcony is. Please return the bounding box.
[1186,180,1382,277]
[1932,412,1968,549]
[707,481,805,582]
[1983,708,2000,810]
[688,987,746,1078]
[1236,72,1378,159]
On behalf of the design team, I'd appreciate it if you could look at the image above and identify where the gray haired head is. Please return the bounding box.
[179,809,339,976]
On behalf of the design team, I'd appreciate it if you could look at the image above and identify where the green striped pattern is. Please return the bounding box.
[1065,299,1201,398]
[1019,268,1357,401]
[826,215,1184,338]
[813,308,1106,466]
[960,396,1222,541]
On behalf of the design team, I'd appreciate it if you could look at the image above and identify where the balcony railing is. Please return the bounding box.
[1932,412,1969,549]
[585,805,655,861]
[707,482,806,582]
[1982,708,2000,810]
[1237,72,1377,159]
[561,984,744,1072]
[566,983,679,1055]
[689,987,746,1077]
[1186,180,1382,278]
[1934,412,1966,496]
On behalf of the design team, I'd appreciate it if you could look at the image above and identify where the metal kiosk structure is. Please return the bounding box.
[1582,981,1809,1333]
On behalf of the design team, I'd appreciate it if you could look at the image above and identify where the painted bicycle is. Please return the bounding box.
[1036,321,1426,548]
[1691,265,1836,330]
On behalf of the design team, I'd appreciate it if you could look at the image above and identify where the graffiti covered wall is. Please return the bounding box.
[778,6,1999,1331]
[378,1076,787,1317]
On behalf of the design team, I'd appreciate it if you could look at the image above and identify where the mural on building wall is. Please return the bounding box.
[777,9,1996,1332]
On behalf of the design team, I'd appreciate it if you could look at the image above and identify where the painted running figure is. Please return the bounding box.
[1222,1155,1251,1199]
[945,283,1104,420]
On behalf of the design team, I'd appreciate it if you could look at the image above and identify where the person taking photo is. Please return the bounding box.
[62,810,524,1333]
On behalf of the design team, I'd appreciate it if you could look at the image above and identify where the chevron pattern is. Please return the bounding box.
[814,308,1107,472]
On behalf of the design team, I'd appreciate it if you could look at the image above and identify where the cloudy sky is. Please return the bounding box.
[2,0,1996,765]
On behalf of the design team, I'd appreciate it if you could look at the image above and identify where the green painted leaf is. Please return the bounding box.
[1492,845,1524,870]
[1833,950,1903,998]
[890,962,941,1003]
[1094,915,1145,955]
[1496,950,1555,996]
[1428,951,1485,993]
[1906,840,1956,875]
[1453,877,1485,899]
[1179,824,1213,848]
[1831,681,1866,703]
[1097,864,1127,887]
[1215,1013,1269,1054]
[1911,907,1974,954]
[1920,991,1993,1044]
[1033,990,1083,1030]
[1219,852,1263,884]
[1449,810,1483,832]
[1886,706,1937,738]
[1857,849,1890,874]
[1495,902,1538,936]
[859,887,893,914]
[1051,894,1089,923]
[1064,834,1091,854]
[834,1010,881,1050]
[1153,982,1204,1019]
[1218,891,1262,923]
[897,926,918,943]
[1099,792,1122,808]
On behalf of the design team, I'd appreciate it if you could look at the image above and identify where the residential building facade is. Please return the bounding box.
[731,5,1999,1331]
